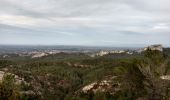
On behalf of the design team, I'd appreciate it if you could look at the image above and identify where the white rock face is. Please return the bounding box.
[82,77,118,93]
[32,52,48,58]
[0,71,5,80]
[145,44,163,51]
[82,83,97,92]
[97,51,109,56]
[137,44,163,53]
[160,75,170,80]
[3,55,10,58]
[0,71,27,84]
[95,50,127,57]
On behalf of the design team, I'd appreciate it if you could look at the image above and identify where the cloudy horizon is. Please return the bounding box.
[0,0,170,47]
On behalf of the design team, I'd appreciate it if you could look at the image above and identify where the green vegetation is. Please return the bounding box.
[0,74,19,100]
[0,49,170,100]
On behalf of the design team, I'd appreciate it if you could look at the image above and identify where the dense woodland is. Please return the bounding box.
[0,48,170,100]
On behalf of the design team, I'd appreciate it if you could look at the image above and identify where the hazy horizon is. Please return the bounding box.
[0,44,169,48]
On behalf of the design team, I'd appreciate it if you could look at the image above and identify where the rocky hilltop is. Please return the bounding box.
[137,44,163,53]
[144,44,163,51]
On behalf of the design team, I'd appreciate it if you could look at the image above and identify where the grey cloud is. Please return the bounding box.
[0,0,169,46]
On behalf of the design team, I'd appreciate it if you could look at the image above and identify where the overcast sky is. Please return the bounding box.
[0,0,170,47]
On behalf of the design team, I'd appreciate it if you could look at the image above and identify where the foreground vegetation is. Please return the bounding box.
[0,48,170,100]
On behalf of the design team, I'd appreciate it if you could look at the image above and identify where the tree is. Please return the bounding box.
[119,49,170,100]
[0,74,20,100]
[136,49,170,99]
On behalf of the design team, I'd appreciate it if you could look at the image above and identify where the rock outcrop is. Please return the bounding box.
[81,76,120,94]
[144,44,163,51]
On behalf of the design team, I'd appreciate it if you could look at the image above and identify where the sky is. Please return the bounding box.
[0,0,170,47]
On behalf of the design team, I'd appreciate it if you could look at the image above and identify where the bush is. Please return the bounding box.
[0,74,20,100]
